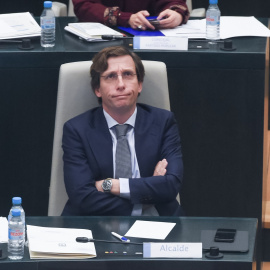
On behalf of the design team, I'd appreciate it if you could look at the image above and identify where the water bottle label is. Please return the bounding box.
[206,16,220,26]
[41,18,55,29]
[9,228,24,240]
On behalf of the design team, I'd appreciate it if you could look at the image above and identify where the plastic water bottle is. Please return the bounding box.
[8,209,24,260]
[8,197,25,223]
[40,1,55,47]
[8,197,25,243]
[206,0,221,40]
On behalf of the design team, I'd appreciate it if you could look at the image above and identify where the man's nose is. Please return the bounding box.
[116,75,125,88]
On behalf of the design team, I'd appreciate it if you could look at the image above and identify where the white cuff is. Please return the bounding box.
[119,178,130,199]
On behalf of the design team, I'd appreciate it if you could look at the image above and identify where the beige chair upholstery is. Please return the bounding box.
[51,1,67,17]
[48,60,170,216]
[52,0,74,16]
[68,0,75,16]
[186,0,206,17]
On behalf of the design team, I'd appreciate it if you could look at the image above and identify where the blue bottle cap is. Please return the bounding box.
[209,0,218,4]
[44,1,52,8]
[11,209,21,216]
[12,197,22,205]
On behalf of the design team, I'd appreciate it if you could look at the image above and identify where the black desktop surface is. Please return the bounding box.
[1,17,267,69]
[0,216,257,270]
[58,17,268,69]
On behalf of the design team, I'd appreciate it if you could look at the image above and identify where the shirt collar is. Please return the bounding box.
[103,107,137,129]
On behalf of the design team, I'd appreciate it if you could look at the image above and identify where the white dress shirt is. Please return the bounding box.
[103,108,158,216]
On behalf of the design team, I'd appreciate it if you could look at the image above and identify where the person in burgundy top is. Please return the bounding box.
[72,0,190,30]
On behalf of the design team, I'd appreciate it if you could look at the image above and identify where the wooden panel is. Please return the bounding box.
[262,24,270,228]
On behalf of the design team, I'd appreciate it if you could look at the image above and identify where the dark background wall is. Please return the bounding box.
[193,0,270,17]
[1,0,270,17]
[1,0,69,16]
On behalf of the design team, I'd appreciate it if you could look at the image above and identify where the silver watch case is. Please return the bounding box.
[102,179,112,192]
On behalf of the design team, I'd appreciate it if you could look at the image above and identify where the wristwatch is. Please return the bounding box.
[102,178,113,192]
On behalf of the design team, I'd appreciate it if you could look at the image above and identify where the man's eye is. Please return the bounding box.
[123,71,133,77]
[106,73,117,79]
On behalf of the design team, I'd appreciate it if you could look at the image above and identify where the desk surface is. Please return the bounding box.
[0,18,268,70]
[0,216,257,270]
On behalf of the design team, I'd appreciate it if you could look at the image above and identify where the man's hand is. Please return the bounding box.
[153,159,168,176]
[95,179,120,195]
[95,180,104,192]
[96,158,168,195]
[128,10,155,30]
[157,9,183,29]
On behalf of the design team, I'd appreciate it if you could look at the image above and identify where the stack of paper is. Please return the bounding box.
[160,16,270,39]
[0,217,8,242]
[27,225,96,259]
[160,20,206,39]
[0,12,41,40]
[65,23,123,41]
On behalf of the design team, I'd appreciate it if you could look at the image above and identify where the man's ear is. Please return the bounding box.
[138,82,143,94]
[95,88,101,97]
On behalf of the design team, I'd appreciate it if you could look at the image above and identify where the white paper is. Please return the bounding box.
[65,22,123,41]
[160,16,270,39]
[0,217,8,243]
[160,20,206,39]
[219,16,270,39]
[27,225,96,259]
[125,220,176,240]
[0,12,41,40]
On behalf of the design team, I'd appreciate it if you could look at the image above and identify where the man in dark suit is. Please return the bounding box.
[62,46,183,216]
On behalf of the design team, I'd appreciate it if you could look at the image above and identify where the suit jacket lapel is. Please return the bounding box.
[135,105,159,177]
[86,107,114,178]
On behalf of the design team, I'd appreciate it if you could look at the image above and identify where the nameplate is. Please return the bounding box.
[143,242,202,258]
[133,36,188,51]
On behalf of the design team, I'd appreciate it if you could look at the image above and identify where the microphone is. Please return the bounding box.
[76,237,90,243]
[76,237,142,245]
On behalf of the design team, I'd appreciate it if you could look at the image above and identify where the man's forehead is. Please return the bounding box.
[106,55,136,71]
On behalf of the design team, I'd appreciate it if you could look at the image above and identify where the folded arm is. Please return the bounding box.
[129,113,183,204]
[72,0,189,27]
[63,121,133,215]
[95,112,183,205]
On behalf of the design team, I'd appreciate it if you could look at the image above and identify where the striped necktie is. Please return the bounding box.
[114,124,132,179]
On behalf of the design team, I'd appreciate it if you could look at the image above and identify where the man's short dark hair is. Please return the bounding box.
[90,46,145,92]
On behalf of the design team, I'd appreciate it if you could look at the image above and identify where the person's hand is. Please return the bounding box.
[95,180,103,192]
[153,159,168,176]
[128,10,155,30]
[157,9,183,29]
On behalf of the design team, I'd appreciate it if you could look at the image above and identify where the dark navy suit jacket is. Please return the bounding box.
[62,103,184,216]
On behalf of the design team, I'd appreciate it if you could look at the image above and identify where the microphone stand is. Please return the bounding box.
[76,237,143,245]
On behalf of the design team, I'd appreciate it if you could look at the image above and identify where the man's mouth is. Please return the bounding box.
[113,94,129,98]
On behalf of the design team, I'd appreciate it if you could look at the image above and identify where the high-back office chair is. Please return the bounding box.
[186,0,206,17]
[51,1,67,17]
[52,0,74,16]
[52,0,205,17]
[48,60,171,216]
[68,0,75,16]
